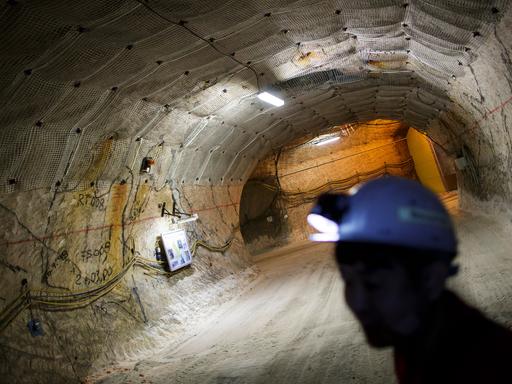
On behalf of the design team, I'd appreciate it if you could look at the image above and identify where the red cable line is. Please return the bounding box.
[457,95,512,137]
[5,95,512,247]
[1,203,239,247]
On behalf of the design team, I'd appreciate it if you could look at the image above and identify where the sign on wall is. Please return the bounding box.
[161,229,193,271]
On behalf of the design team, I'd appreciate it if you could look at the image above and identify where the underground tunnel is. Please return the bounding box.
[1,1,512,383]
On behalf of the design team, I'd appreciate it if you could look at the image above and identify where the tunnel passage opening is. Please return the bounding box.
[239,119,457,255]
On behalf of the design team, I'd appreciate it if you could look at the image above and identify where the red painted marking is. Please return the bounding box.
[487,95,512,115]
[192,202,238,213]
[462,94,512,137]
[0,203,240,247]
[3,90,512,244]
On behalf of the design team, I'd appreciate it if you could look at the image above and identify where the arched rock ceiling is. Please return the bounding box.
[0,0,507,192]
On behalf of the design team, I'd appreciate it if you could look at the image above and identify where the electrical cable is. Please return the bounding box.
[137,256,165,265]
[284,163,413,209]
[274,149,283,192]
[0,302,30,333]
[32,262,131,297]
[249,158,414,205]
[0,291,30,333]
[0,236,235,331]
[279,138,409,179]
[134,0,262,92]
[191,239,233,256]
[30,258,137,308]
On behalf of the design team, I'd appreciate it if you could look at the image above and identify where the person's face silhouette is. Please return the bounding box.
[336,244,450,348]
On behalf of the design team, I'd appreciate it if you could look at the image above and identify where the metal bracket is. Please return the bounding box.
[160,201,192,218]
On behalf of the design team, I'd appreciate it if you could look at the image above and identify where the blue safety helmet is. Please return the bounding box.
[308,176,457,254]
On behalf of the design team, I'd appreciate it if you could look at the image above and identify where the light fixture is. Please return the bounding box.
[307,213,339,234]
[174,214,199,224]
[257,91,284,107]
[309,232,340,242]
[315,136,340,146]
[160,201,198,224]
[307,193,349,243]
[140,157,155,173]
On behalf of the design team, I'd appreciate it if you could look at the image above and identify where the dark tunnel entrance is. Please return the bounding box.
[240,120,458,255]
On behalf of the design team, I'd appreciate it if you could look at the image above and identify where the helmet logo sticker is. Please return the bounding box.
[398,207,451,227]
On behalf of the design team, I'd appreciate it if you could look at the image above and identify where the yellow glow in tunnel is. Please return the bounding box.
[407,128,447,193]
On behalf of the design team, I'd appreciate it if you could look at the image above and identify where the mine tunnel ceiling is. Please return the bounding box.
[0,0,507,192]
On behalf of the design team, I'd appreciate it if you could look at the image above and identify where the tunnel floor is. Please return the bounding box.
[89,193,512,384]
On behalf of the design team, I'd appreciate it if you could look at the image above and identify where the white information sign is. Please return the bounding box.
[161,229,193,271]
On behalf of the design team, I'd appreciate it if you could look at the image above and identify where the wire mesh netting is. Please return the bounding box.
[0,0,508,193]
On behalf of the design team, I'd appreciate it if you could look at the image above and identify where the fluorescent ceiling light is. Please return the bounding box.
[309,232,340,242]
[316,137,340,146]
[307,213,339,234]
[258,92,284,107]
[173,213,199,225]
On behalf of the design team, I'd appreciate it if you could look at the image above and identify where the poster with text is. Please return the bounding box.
[161,229,193,271]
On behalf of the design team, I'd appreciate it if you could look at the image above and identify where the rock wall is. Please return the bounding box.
[0,173,256,384]
[2,4,512,384]
[434,8,512,215]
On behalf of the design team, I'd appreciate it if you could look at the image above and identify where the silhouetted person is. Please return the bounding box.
[308,177,512,384]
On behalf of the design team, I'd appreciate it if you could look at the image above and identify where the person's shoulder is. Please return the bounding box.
[442,291,512,346]
[427,291,512,382]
